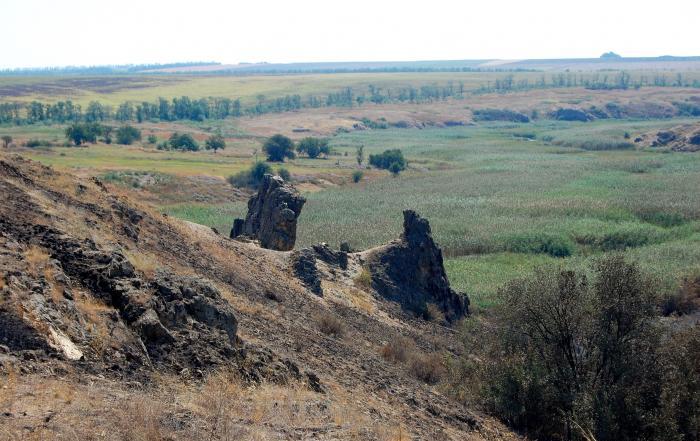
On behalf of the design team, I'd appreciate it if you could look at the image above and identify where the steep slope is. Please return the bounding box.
[0,154,517,440]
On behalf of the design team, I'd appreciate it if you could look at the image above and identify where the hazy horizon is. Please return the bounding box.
[3,0,700,69]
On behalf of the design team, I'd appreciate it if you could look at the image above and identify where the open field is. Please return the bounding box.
[3,72,700,308]
[2,69,700,108]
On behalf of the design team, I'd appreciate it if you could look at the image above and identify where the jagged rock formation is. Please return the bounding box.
[290,248,323,296]
[0,156,319,388]
[364,210,469,321]
[230,174,305,251]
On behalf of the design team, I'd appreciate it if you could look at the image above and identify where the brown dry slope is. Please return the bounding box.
[0,154,517,440]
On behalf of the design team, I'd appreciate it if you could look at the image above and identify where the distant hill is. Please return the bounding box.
[3,56,700,76]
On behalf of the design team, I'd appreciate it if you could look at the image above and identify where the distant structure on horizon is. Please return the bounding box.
[600,51,623,59]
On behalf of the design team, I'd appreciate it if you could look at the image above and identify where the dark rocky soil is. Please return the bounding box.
[0,154,516,440]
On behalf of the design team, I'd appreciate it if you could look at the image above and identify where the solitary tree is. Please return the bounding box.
[1,135,12,148]
[116,125,141,145]
[205,133,226,153]
[356,145,364,166]
[263,134,295,162]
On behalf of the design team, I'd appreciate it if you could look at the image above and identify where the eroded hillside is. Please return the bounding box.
[0,154,517,440]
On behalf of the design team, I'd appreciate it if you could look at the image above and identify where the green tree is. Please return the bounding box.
[1,135,11,148]
[205,133,226,153]
[356,145,364,166]
[369,149,407,171]
[352,170,363,183]
[169,133,199,151]
[65,123,102,146]
[263,134,295,162]
[227,161,272,188]
[297,137,321,158]
[455,255,666,441]
[115,125,142,145]
[277,167,291,181]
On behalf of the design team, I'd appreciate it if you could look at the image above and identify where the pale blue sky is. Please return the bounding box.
[2,0,699,68]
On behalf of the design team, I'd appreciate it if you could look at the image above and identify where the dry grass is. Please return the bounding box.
[347,287,376,314]
[24,245,50,276]
[381,336,446,384]
[0,368,425,441]
[353,268,372,290]
[315,311,346,338]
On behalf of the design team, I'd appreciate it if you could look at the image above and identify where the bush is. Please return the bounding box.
[227,161,271,188]
[662,275,700,316]
[446,256,695,441]
[503,232,574,257]
[25,139,52,148]
[354,268,372,290]
[169,133,199,151]
[263,134,295,162]
[147,134,158,144]
[205,134,226,153]
[65,123,103,145]
[297,137,329,158]
[277,167,291,182]
[409,353,446,384]
[473,108,530,123]
[380,336,415,363]
[115,125,142,145]
[369,149,407,171]
[352,170,363,183]
[1,135,11,147]
[315,312,345,337]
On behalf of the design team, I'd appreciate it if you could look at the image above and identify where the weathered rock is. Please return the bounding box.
[312,243,348,270]
[290,249,323,296]
[365,210,468,321]
[551,108,592,122]
[232,174,305,251]
[655,130,677,146]
[230,218,244,239]
[690,133,700,146]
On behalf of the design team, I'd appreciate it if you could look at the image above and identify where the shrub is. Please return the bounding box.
[147,134,158,144]
[551,108,593,122]
[115,125,141,145]
[263,134,295,162]
[354,268,372,290]
[503,232,574,257]
[575,226,663,251]
[315,312,345,337]
[169,133,199,151]
[352,170,363,183]
[472,108,530,123]
[369,149,406,171]
[65,122,103,145]
[380,336,415,363]
[205,134,226,153]
[662,275,700,316]
[451,255,665,440]
[277,167,291,182]
[409,353,445,384]
[227,161,271,188]
[25,139,52,148]
[1,135,11,147]
[297,137,329,158]
[389,162,403,176]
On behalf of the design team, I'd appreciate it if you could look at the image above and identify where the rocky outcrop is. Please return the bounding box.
[290,249,324,296]
[231,174,305,251]
[365,210,468,322]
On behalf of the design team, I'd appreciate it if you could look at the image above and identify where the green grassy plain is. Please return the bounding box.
[4,69,700,309]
